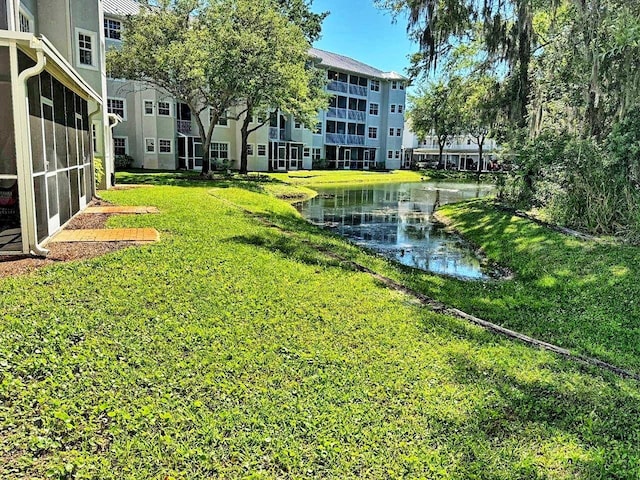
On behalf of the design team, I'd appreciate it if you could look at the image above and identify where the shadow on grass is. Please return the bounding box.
[441,344,640,476]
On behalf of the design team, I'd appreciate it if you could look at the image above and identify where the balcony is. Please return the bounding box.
[177,120,192,135]
[348,110,366,122]
[327,81,349,94]
[269,127,288,141]
[347,134,365,146]
[327,107,347,119]
[349,84,368,97]
[325,133,366,146]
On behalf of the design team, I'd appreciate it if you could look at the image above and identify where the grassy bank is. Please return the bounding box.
[267,169,423,186]
[1,171,639,478]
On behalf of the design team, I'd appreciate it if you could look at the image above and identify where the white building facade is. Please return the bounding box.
[102,0,409,172]
[403,124,500,172]
[1,0,111,255]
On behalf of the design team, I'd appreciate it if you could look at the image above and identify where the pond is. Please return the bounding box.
[297,181,497,280]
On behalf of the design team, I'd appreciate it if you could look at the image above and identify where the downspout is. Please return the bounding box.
[16,38,48,256]
[88,102,103,196]
[107,112,122,186]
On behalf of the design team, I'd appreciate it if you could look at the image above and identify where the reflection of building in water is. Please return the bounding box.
[299,183,491,279]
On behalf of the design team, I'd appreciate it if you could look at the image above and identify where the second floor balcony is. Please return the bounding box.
[269,127,289,141]
[177,120,192,135]
[326,133,366,146]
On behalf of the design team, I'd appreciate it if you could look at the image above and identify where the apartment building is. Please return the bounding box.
[403,125,500,171]
[102,0,409,172]
[1,0,111,255]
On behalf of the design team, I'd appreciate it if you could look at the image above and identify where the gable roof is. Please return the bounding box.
[103,0,140,17]
[309,48,408,81]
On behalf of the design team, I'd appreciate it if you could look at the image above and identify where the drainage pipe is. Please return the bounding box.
[15,38,48,256]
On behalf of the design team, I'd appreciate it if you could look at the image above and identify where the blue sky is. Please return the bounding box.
[311,0,418,77]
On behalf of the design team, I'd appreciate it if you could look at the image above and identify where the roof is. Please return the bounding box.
[103,0,140,17]
[309,48,408,81]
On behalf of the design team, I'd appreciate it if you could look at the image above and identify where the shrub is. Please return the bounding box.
[114,154,135,170]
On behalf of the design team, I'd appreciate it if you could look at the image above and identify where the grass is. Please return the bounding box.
[1,170,640,478]
[267,169,423,186]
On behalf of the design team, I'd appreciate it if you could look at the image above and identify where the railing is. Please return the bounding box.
[347,135,365,146]
[327,107,347,119]
[348,110,366,122]
[327,81,349,94]
[349,84,368,97]
[177,120,192,135]
[325,133,366,145]
[325,133,346,144]
[269,127,288,141]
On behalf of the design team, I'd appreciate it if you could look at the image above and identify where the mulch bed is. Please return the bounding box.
[0,198,140,279]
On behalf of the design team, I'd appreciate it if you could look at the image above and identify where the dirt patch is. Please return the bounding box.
[0,198,139,279]
[0,241,137,278]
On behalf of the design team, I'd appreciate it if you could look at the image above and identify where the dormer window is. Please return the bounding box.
[104,18,122,40]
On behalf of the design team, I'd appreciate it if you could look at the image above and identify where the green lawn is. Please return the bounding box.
[267,169,423,186]
[2,171,640,478]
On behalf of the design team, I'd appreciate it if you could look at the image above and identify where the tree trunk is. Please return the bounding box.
[477,138,484,173]
[240,112,251,174]
[438,140,445,169]
[193,109,212,175]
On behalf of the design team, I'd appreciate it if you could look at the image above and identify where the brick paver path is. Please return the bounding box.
[50,228,159,243]
[84,206,160,214]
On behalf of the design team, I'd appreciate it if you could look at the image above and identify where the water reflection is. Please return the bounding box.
[298,182,496,280]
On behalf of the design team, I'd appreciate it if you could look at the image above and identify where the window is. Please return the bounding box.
[392,81,398,90]
[312,148,321,161]
[368,127,378,139]
[144,100,154,116]
[158,102,171,116]
[145,138,156,153]
[370,80,380,92]
[400,82,405,90]
[387,150,393,159]
[467,139,472,145]
[303,147,311,157]
[294,121,302,129]
[76,29,97,68]
[396,128,402,137]
[104,18,122,40]
[314,122,322,134]
[113,137,128,157]
[257,144,267,156]
[246,144,254,156]
[389,128,395,137]
[390,104,396,113]
[19,8,34,33]
[107,98,126,120]
[159,139,172,153]
[398,105,404,114]
[395,150,401,159]
[369,103,379,116]
[211,143,229,159]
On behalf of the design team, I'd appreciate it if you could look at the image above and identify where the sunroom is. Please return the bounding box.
[0,31,102,255]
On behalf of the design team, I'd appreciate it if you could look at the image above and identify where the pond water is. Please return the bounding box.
[297,181,497,280]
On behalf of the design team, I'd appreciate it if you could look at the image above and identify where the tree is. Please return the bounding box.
[379,0,538,128]
[459,75,501,172]
[108,0,245,175]
[275,0,328,42]
[408,79,463,168]
[226,0,328,174]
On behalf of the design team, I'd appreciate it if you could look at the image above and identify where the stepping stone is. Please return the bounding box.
[50,228,159,243]
[84,206,160,214]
